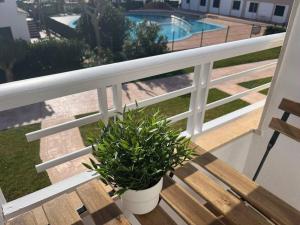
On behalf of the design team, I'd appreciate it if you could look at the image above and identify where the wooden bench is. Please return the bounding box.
[5,143,300,225]
[190,142,300,225]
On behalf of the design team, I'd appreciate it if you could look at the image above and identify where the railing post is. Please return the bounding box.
[97,87,109,124]
[0,188,6,225]
[112,84,123,118]
[186,62,213,138]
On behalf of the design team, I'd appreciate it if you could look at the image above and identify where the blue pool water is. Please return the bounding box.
[126,15,223,41]
[69,14,223,41]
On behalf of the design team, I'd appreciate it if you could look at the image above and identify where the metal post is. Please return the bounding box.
[225,26,230,43]
[252,111,290,181]
[171,31,175,52]
[250,24,254,38]
[200,28,204,47]
[186,62,213,138]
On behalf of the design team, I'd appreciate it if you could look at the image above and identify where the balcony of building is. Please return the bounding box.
[1,2,300,225]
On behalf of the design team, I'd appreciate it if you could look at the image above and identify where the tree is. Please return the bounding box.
[123,21,168,60]
[0,38,28,82]
[77,0,129,63]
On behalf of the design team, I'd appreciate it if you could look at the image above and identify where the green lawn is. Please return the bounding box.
[152,47,281,79]
[239,76,272,95]
[0,124,51,201]
[77,88,249,146]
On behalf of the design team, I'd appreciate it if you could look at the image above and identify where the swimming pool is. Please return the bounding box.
[69,14,223,41]
[126,14,223,41]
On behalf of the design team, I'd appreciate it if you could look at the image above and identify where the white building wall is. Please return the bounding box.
[182,0,292,24]
[0,0,30,41]
[190,0,200,11]
[220,0,232,15]
[244,1,258,19]
[199,2,209,12]
[230,0,244,17]
[256,2,274,21]
[272,5,289,24]
[181,0,190,10]
[245,1,300,209]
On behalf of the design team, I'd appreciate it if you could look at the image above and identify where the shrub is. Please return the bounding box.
[123,21,168,60]
[13,38,87,80]
[264,26,286,35]
[84,108,194,194]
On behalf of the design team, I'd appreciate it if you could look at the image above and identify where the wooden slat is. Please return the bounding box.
[190,142,300,225]
[279,98,300,117]
[136,206,177,225]
[175,163,271,225]
[31,207,48,225]
[160,176,223,225]
[6,212,37,225]
[43,195,83,225]
[269,118,300,142]
[76,180,130,225]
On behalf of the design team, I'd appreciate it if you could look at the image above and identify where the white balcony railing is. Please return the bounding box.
[0,33,285,223]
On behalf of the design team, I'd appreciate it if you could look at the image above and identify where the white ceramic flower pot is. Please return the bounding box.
[121,178,163,215]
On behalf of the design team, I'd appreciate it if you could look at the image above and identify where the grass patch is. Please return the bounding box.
[213,47,281,69]
[152,47,281,79]
[77,88,249,146]
[0,124,51,201]
[239,76,272,95]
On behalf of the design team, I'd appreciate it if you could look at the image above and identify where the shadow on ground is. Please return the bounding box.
[0,102,55,130]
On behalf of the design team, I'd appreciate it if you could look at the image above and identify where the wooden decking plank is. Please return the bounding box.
[76,180,130,225]
[31,207,48,225]
[43,195,83,225]
[136,206,177,225]
[6,212,37,225]
[269,118,300,142]
[279,98,300,117]
[160,176,223,225]
[190,143,300,225]
[175,163,271,225]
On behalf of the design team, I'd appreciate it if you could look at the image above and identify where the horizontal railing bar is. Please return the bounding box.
[27,113,100,142]
[168,111,193,124]
[2,171,98,220]
[205,83,270,110]
[200,100,266,134]
[126,86,196,110]
[0,33,284,112]
[35,146,93,173]
[27,86,195,141]
[35,111,193,173]
[210,62,277,86]
[26,109,116,142]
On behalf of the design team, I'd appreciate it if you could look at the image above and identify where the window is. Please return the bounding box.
[0,27,13,40]
[213,0,220,8]
[248,2,258,13]
[274,5,285,17]
[200,0,206,6]
[232,1,241,10]
[186,0,190,4]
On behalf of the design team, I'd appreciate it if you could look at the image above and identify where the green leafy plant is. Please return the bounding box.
[84,107,194,194]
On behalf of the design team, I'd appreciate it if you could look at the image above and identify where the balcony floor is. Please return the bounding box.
[195,107,263,151]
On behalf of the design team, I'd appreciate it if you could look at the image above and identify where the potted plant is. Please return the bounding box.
[84,107,194,214]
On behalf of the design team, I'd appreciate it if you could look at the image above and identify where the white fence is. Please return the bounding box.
[0,33,285,222]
